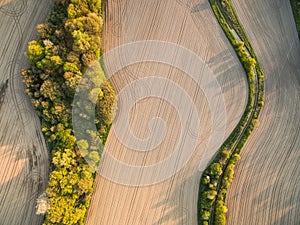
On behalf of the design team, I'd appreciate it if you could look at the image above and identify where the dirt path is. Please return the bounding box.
[226,1,300,224]
[0,0,52,224]
[85,0,248,224]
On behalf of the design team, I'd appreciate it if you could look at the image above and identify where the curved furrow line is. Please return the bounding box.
[86,0,248,224]
[226,1,300,224]
[0,0,52,224]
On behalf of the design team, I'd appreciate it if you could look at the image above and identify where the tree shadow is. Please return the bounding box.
[0,79,8,111]
[0,143,47,225]
[147,141,211,225]
[190,2,210,13]
[151,169,201,225]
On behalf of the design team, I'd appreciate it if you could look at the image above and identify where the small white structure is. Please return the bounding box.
[36,192,50,215]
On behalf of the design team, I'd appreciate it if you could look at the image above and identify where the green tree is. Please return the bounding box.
[23,0,112,224]
[72,30,91,53]
[28,40,45,63]
[202,210,210,220]
[214,200,227,225]
[89,151,100,163]
[64,62,80,73]
[95,81,116,141]
[77,139,89,157]
[209,163,222,177]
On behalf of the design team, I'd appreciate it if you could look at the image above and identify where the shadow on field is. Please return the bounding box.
[0,144,45,225]
[149,146,206,225]
[151,172,200,225]
[190,2,210,13]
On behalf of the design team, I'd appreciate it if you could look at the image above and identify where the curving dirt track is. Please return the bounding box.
[226,1,300,224]
[0,0,52,224]
[85,0,248,224]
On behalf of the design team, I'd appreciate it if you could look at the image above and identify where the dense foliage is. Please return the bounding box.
[198,1,264,225]
[22,0,115,224]
[290,0,300,39]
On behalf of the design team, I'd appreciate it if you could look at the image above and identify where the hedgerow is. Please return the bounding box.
[197,1,264,224]
[22,0,115,224]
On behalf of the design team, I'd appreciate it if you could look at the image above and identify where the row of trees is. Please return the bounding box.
[198,1,265,225]
[22,0,115,224]
[198,150,240,225]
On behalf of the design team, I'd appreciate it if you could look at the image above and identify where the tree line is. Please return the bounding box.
[22,0,115,224]
[198,1,264,224]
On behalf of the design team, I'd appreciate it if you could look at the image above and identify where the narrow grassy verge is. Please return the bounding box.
[197,1,264,225]
[22,0,115,224]
[290,0,300,39]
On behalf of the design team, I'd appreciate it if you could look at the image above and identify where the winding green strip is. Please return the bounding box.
[290,0,300,39]
[197,1,264,225]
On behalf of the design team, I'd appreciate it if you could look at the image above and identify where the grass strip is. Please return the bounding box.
[197,1,264,224]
